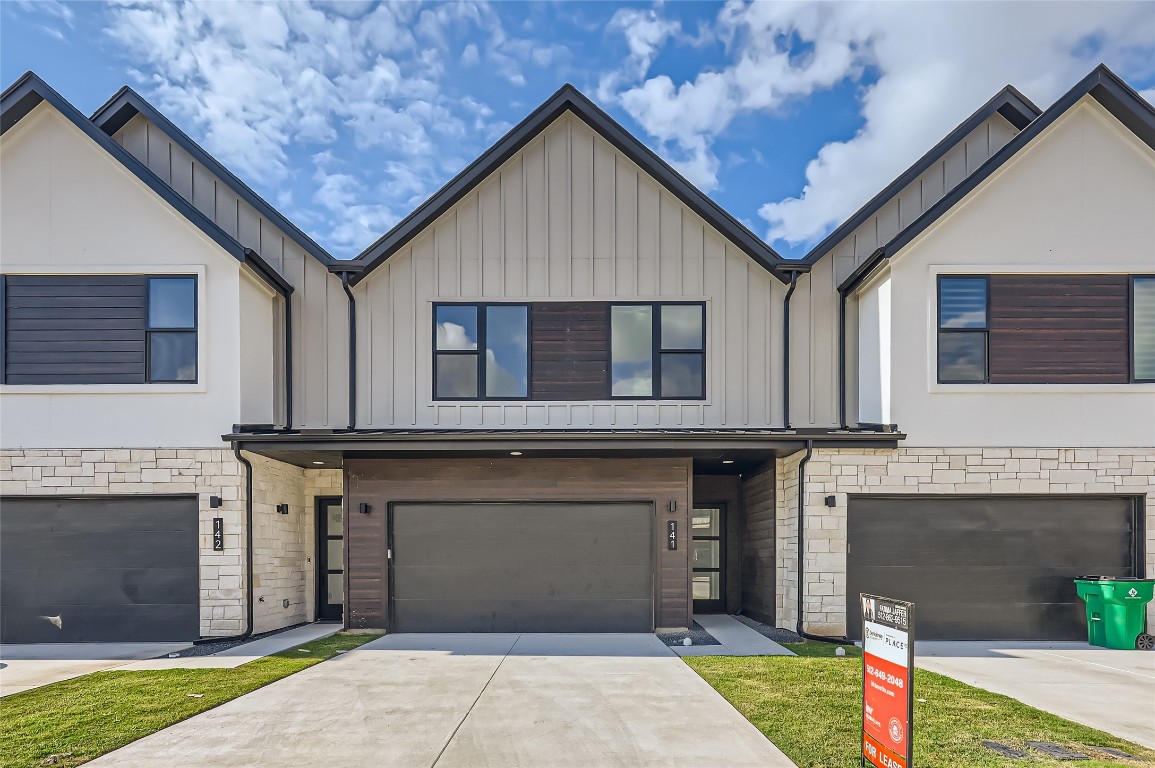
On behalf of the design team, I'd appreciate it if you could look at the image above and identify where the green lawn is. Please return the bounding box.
[686,642,1155,768]
[0,631,382,768]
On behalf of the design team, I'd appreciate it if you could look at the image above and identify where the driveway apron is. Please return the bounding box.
[86,633,794,768]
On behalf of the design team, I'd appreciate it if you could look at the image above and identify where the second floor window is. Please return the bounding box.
[937,276,989,383]
[434,304,529,399]
[611,303,706,399]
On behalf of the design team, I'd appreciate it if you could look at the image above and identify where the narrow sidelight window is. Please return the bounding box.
[434,303,528,399]
[1133,276,1155,383]
[611,302,706,399]
[937,276,988,383]
[146,276,197,382]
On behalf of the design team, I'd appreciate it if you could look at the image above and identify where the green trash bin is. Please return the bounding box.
[1075,576,1155,650]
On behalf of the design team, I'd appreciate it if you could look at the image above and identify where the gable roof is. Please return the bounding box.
[349,84,789,285]
[1,72,293,294]
[800,84,1041,267]
[838,64,1155,295]
[91,86,338,270]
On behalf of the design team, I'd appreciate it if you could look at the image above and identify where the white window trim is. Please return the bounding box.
[926,264,1155,394]
[0,265,208,394]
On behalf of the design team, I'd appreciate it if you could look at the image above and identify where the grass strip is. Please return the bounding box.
[685,642,1154,768]
[0,631,382,768]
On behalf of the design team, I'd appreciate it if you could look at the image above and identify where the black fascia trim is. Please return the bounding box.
[240,249,295,295]
[1,74,272,271]
[800,84,1042,267]
[90,86,340,269]
[836,66,1155,299]
[348,84,788,285]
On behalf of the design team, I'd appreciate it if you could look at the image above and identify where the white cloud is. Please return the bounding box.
[600,1,1155,249]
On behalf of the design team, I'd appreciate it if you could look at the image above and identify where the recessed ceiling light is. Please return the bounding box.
[722,459,734,464]
[510,451,523,456]
[312,461,325,465]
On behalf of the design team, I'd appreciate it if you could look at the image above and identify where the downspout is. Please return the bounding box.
[340,272,357,430]
[782,271,799,429]
[194,445,255,644]
[794,439,852,645]
[837,290,848,430]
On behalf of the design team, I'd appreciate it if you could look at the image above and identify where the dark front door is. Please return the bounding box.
[0,496,199,643]
[389,502,654,633]
[316,497,344,621]
[691,505,726,613]
[846,495,1139,641]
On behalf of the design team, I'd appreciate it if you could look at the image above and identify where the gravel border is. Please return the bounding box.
[156,622,327,658]
[732,615,803,644]
[656,622,722,646]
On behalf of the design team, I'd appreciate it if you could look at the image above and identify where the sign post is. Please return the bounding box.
[861,593,914,768]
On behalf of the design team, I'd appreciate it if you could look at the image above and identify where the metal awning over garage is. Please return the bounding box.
[846,495,1140,641]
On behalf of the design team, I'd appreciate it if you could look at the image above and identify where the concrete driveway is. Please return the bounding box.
[87,633,795,768]
[0,642,189,697]
[916,641,1155,749]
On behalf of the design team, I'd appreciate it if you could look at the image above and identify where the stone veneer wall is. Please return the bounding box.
[0,448,341,637]
[776,447,1155,636]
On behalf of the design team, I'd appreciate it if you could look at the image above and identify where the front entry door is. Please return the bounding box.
[316,497,344,621]
[692,506,726,613]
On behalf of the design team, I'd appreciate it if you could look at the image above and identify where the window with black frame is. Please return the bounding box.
[610,303,705,399]
[147,276,197,382]
[434,303,529,399]
[937,276,988,383]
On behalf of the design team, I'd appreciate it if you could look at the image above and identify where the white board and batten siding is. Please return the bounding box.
[792,111,1022,428]
[111,115,349,430]
[356,113,786,430]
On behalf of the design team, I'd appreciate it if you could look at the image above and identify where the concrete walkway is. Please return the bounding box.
[0,642,189,696]
[916,641,1155,749]
[87,633,797,768]
[672,614,795,657]
[120,622,341,670]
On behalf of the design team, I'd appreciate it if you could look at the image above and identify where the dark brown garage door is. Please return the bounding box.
[0,496,199,643]
[846,496,1140,641]
[390,503,653,632]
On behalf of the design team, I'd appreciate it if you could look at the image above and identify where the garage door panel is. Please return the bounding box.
[393,598,654,634]
[1,531,200,569]
[852,530,1133,568]
[0,497,199,643]
[1,567,196,607]
[391,502,654,633]
[847,496,1136,641]
[393,565,654,601]
[0,603,198,644]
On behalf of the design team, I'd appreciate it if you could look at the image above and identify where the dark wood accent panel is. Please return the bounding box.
[345,458,692,630]
[529,302,609,400]
[739,462,776,624]
[3,275,147,384]
[988,274,1129,383]
[694,475,743,614]
[846,495,1138,641]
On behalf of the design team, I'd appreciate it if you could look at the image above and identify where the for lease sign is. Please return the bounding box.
[861,594,914,768]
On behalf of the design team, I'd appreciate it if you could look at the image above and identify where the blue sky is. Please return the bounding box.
[3,1,1154,260]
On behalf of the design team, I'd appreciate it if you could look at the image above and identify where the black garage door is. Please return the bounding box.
[1,496,199,643]
[846,496,1139,641]
[390,503,653,632]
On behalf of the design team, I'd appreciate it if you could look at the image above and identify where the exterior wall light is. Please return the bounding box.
[209,495,223,509]
[510,451,523,456]
[276,504,290,515]
[359,502,372,514]
[824,495,837,507]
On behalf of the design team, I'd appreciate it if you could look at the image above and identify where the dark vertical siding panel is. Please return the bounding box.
[529,302,610,400]
[3,275,147,384]
[740,462,776,624]
[988,274,1129,383]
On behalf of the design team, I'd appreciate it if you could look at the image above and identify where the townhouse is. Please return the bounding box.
[1,65,1151,644]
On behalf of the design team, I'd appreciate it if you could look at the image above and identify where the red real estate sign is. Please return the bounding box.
[861,594,914,768]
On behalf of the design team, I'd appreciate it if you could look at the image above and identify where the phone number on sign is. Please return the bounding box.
[865,663,906,688]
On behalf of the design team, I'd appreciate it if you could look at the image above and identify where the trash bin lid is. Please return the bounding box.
[1076,575,1153,582]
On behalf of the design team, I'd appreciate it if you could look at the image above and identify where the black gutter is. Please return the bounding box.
[781,270,800,428]
[340,272,357,430]
[194,446,255,644]
[794,439,852,645]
